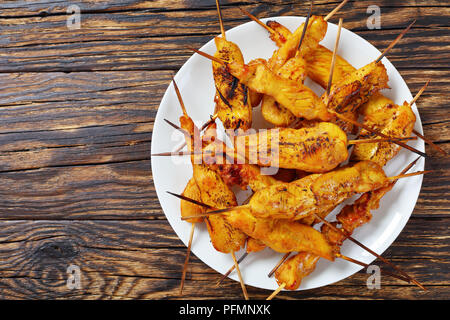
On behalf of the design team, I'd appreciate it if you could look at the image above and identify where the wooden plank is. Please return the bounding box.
[0,5,448,72]
[0,0,448,18]
[0,218,447,299]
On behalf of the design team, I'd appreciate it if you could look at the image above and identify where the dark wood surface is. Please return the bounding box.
[0,0,448,300]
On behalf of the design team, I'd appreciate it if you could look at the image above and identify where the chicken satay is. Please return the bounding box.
[171,193,335,261]
[213,36,253,131]
[247,161,388,220]
[274,252,320,290]
[261,14,327,126]
[274,159,418,290]
[351,94,416,166]
[225,207,334,260]
[181,178,205,224]
[174,80,247,254]
[236,122,348,172]
[192,164,246,253]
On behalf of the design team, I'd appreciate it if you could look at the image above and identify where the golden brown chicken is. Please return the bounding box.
[351,94,416,166]
[247,160,388,220]
[225,207,335,260]
[261,16,328,126]
[213,37,253,131]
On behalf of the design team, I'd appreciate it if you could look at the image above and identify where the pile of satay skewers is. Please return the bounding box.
[152,0,447,299]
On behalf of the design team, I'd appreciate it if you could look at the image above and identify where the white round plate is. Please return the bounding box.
[151,16,425,291]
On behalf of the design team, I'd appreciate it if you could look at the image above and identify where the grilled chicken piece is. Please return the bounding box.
[237,122,349,172]
[180,178,205,224]
[180,113,246,254]
[248,161,388,220]
[323,61,389,115]
[351,94,416,166]
[262,16,328,126]
[275,252,320,290]
[246,237,266,253]
[266,20,291,46]
[226,58,333,121]
[213,37,252,130]
[277,168,400,290]
[225,207,334,260]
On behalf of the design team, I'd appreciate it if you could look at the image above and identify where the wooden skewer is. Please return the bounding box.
[409,79,430,107]
[387,170,432,181]
[180,223,196,295]
[312,213,426,290]
[297,1,313,51]
[413,129,447,156]
[324,0,349,22]
[267,157,421,298]
[215,252,248,288]
[267,252,410,300]
[239,7,277,36]
[268,252,291,277]
[231,251,249,300]
[240,0,348,39]
[215,0,226,39]
[331,111,426,158]
[266,282,286,300]
[348,137,416,145]
[375,19,416,63]
[326,18,343,96]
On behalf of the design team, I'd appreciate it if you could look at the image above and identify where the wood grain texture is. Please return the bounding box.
[0,0,448,299]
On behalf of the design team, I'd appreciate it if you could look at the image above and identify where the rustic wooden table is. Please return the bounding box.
[0,0,448,300]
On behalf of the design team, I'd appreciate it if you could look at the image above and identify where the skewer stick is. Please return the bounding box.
[172,77,188,116]
[326,18,343,96]
[215,0,226,39]
[407,80,447,156]
[297,1,313,51]
[348,136,416,145]
[324,0,349,22]
[231,251,249,300]
[413,129,447,156]
[387,170,432,181]
[335,253,410,282]
[268,253,291,277]
[239,7,277,35]
[375,19,416,63]
[312,213,426,290]
[169,168,431,220]
[266,282,286,300]
[409,79,430,107]
[331,111,426,158]
[215,252,249,288]
[180,223,196,294]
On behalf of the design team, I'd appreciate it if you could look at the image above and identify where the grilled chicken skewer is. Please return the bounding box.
[212,0,260,131]
[160,114,416,173]
[269,156,425,297]
[171,78,248,297]
[255,15,441,155]
[171,191,417,295]
[189,43,425,158]
[352,81,431,166]
[181,161,406,221]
